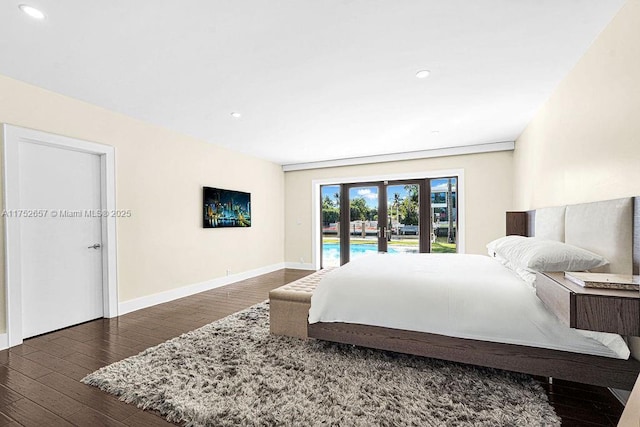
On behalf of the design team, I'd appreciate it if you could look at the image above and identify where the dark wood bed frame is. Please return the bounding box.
[308,198,640,390]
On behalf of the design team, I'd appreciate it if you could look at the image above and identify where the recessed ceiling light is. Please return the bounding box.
[416,70,431,79]
[431,130,440,135]
[18,4,45,20]
[230,112,241,118]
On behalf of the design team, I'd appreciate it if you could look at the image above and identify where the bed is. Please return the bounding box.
[307,197,640,389]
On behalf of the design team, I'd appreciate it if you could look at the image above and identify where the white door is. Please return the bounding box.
[18,141,104,338]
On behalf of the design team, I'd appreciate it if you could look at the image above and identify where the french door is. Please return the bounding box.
[321,177,457,267]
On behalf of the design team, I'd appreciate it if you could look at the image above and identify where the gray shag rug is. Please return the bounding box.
[82,302,560,426]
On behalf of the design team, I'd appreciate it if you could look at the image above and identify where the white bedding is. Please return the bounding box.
[308,253,630,359]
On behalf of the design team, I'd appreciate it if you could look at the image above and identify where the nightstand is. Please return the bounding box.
[536,272,640,336]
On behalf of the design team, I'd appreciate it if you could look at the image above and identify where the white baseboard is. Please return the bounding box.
[284,262,316,270]
[118,262,287,316]
[0,333,8,351]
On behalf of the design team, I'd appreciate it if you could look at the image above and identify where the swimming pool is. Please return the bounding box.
[322,243,418,266]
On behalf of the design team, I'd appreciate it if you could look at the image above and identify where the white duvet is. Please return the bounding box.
[308,253,630,359]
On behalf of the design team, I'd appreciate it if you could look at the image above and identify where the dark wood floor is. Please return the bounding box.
[0,268,626,426]
[535,377,624,426]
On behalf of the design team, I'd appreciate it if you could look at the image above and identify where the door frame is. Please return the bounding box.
[339,180,428,264]
[2,124,118,347]
[342,182,387,264]
[384,179,430,253]
[313,169,465,270]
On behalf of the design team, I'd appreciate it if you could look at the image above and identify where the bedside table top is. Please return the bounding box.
[541,272,640,299]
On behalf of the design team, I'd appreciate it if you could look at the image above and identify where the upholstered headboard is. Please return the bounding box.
[534,206,566,242]
[506,197,638,275]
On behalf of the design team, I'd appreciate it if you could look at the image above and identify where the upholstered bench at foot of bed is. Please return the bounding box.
[269,267,334,339]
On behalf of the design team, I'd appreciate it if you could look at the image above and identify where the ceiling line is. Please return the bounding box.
[282,141,515,172]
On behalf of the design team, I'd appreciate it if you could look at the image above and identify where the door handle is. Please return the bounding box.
[88,243,101,249]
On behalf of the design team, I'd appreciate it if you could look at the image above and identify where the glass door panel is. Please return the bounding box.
[386,183,421,255]
[321,185,341,267]
[320,176,457,266]
[348,185,381,261]
[430,177,457,253]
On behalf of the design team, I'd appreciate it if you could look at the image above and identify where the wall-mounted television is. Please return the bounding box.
[203,187,251,228]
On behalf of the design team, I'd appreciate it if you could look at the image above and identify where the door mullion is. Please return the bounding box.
[339,184,350,265]
[422,179,431,253]
[378,183,388,252]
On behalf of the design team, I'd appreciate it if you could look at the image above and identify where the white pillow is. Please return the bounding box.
[493,237,608,272]
[486,235,527,258]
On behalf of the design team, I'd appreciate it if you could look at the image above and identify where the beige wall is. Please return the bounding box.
[513,0,640,209]
[513,0,640,360]
[0,75,285,332]
[284,150,513,264]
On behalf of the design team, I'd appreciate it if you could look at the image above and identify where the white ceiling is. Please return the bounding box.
[0,1,625,166]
